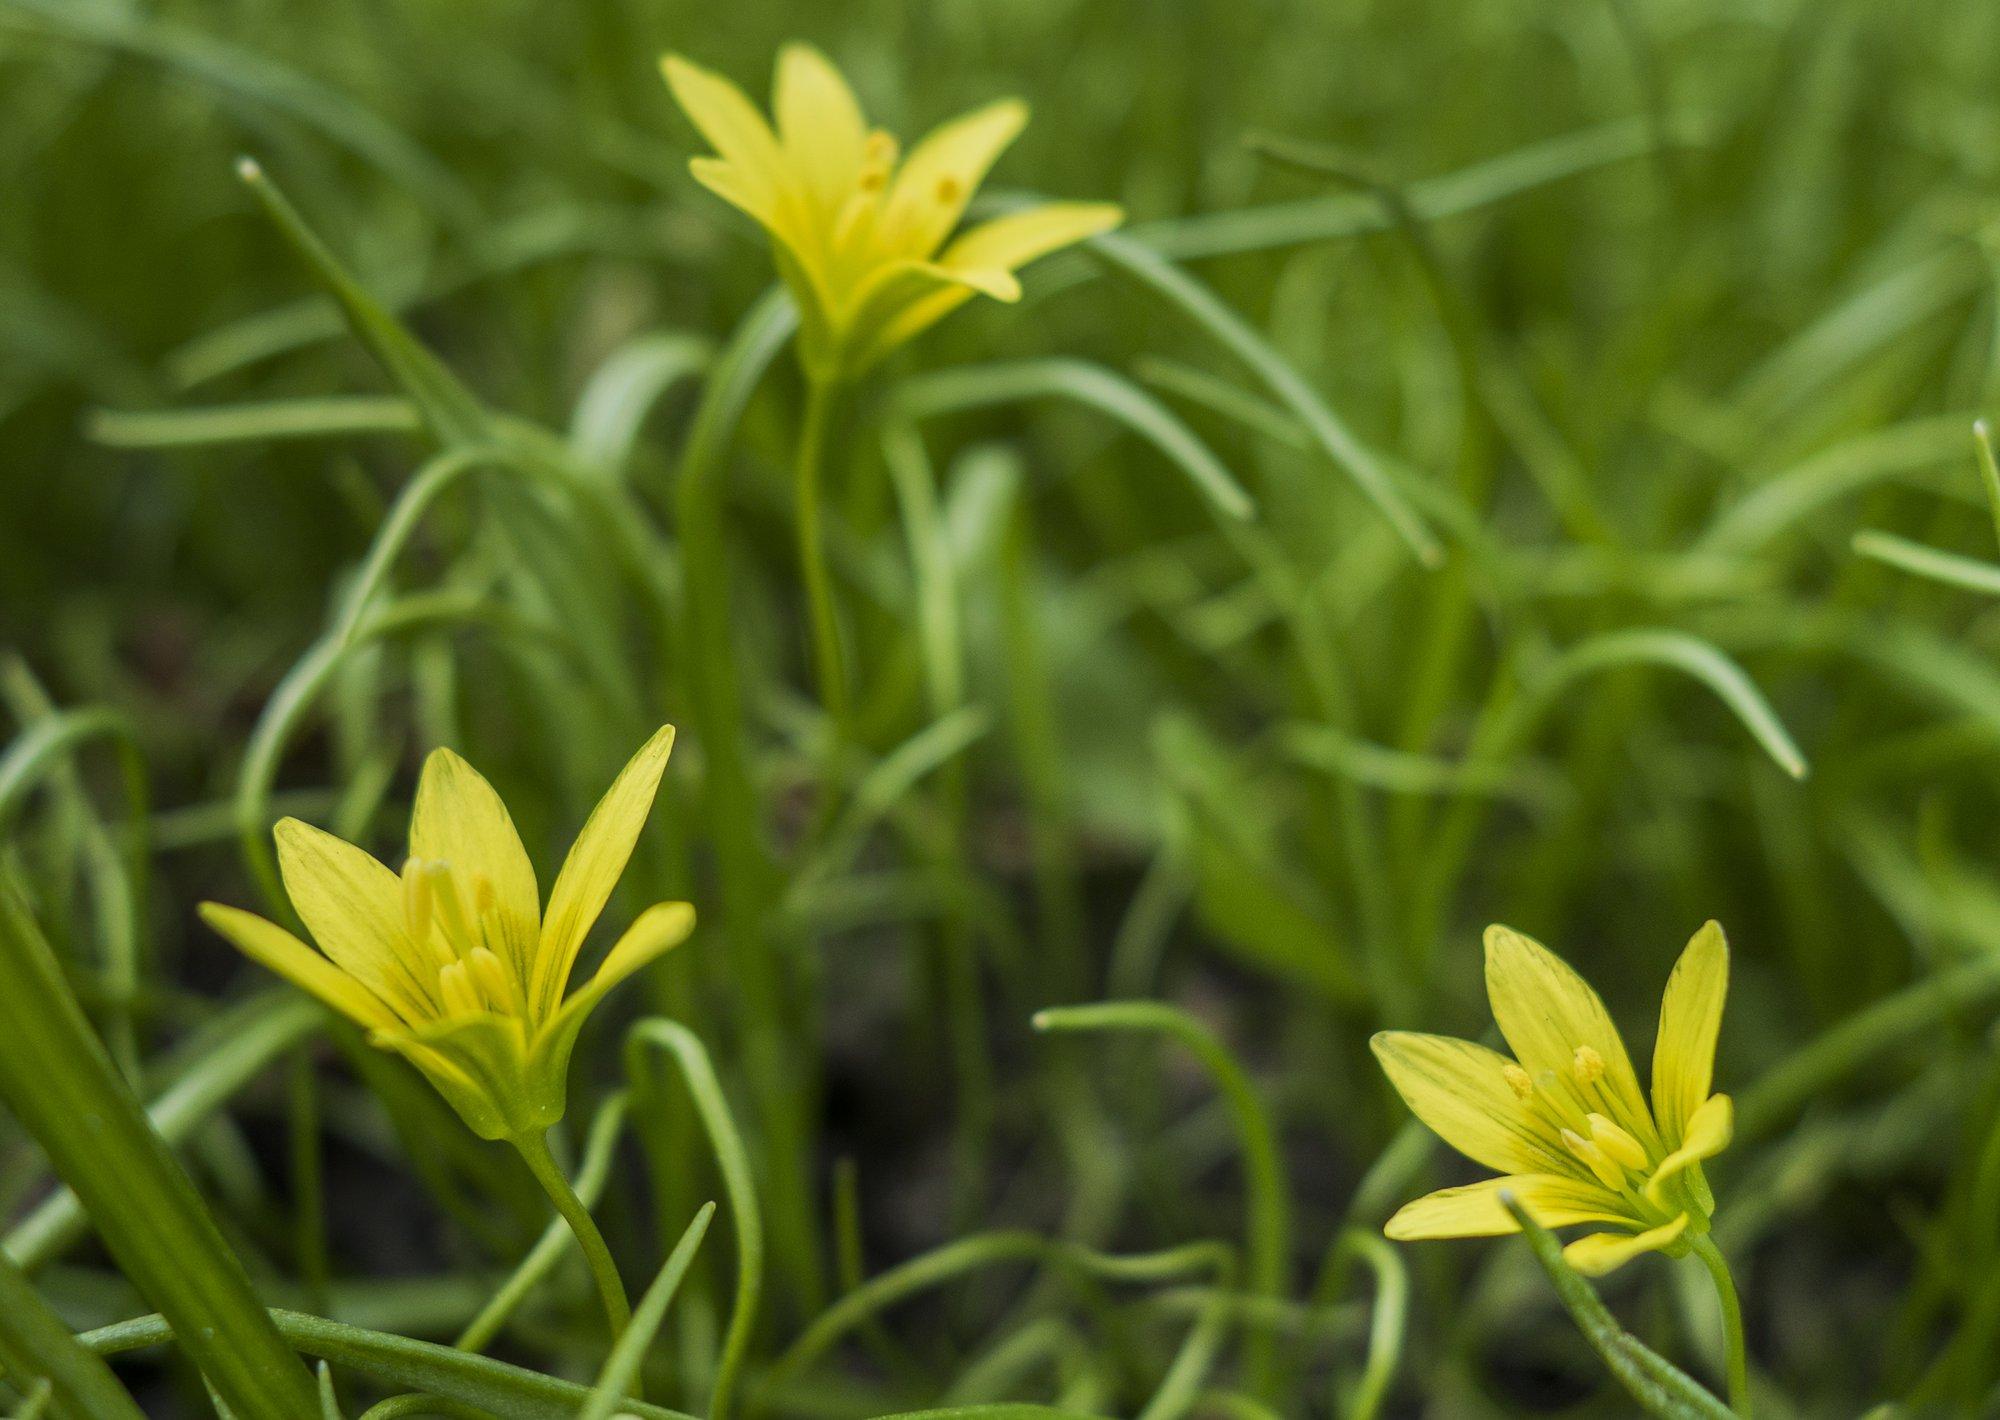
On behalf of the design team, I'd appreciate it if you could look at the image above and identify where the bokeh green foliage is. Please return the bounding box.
[6,0,2000,1414]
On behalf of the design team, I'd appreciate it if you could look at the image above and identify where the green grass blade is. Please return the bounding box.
[0,1250,147,1420]
[1083,231,1440,564]
[0,876,319,1417]
[576,1203,716,1420]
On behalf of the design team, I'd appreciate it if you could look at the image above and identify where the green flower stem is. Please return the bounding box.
[795,373,850,747]
[1691,1237,1750,1417]
[510,1131,632,1377]
[1498,1193,1731,1418]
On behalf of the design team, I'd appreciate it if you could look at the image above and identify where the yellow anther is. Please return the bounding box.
[468,947,515,1012]
[436,961,482,1018]
[1586,1113,1648,1171]
[401,857,433,946]
[428,864,478,961]
[1572,1045,1605,1084]
[1561,1127,1626,1191]
[1502,1063,1535,1101]
[857,130,899,192]
[935,175,963,205]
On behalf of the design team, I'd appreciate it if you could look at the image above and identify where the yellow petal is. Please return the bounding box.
[940,201,1124,273]
[409,747,540,987]
[774,43,867,214]
[1645,1092,1733,1206]
[529,901,696,1123]
[274,817,434,1022]
[662,55,791,193]
[1561,1212,1690,1276]
[662,54,809,252]
[1371,1031,1572,1175]
[854,203,1123,367]
[1384,1174,1630,1240]
[1484,924,1658,1152]
[689,156,780,229]
[198,902,400,1031]
[1651,920,1728,1143]
[874,98,1028,260]
[533,725,676,1018]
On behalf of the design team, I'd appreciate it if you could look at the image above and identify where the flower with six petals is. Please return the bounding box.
[662,44,1124,380]
[1372,922,1733,1276]
[202,726,690,1142]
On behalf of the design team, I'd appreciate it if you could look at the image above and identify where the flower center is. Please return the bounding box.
[402,856,521,1020]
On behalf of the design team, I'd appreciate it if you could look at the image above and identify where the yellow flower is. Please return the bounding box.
[201,726,691,1142]
[1372,922,1734,1276]
[662,44,1124,380]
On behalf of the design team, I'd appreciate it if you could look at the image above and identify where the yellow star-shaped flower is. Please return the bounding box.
[1373,922,1734,1275]
[202,726,690,1142]
[663,44,1123,380]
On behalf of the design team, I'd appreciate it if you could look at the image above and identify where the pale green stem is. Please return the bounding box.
[795,374,848,744]
[1691,1236,1750,1417]
[511,1130,632,1382]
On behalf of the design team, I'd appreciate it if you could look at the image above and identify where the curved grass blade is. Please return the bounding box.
[1852,530,2000,596]
[1543,629,1808,780]
[894,358,1254,521]
[1034,1002,1288,1397]
[567,332,714,478]
[79,1311,698,1420]
[1082,231,1440,564]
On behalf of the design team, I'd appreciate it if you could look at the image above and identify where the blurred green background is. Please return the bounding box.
[7,0,2000,1415]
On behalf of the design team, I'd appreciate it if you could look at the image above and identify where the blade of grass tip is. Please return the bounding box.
[1080,229,1440,565]
[0,875,319,1418]
[1975,419,2000,549]
[0,1249,148,1420]
[317,1362,344,1420]
[624,1021,762,1420]
[235,159,492,449]
[1543,629,1808,780]
[576,1203,716,1420]
[80,1311,699,1420]
[1498,1194,1734,1419]
[1851,530,2000,597]
[88,397,422,449]
[893,358,1255,522]
[1033,1002,1289,1399]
